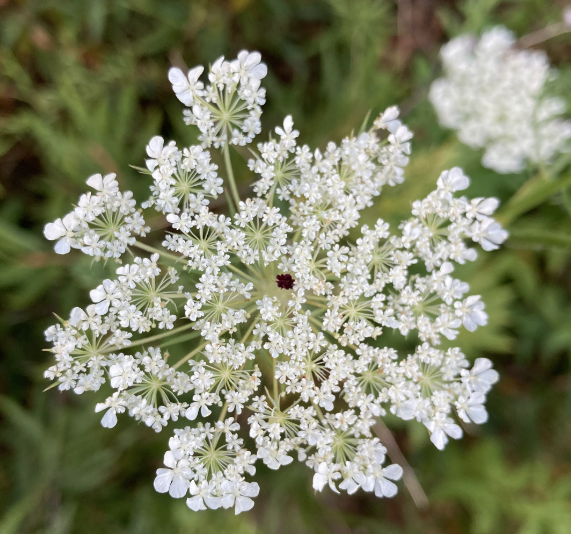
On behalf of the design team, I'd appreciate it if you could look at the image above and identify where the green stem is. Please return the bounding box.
[308,314,325,333]
[226,262,257,283]
[497,154,571,226]
[224,188,236,217]
[240,314,259,343]
[99,322,195,354]
[373,420,429,509]
[223,143,241,210]
[305,297,328,307]
[173,339,208,369]
[313,401,325,422]
[218,402,229,423]
[133,241,180,262]
[518,21,571,49]
[272,357,279,403]
[212,402,229,447]
[160,329,202,349]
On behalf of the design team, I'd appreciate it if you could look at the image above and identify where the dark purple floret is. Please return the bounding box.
[276,273,295,290]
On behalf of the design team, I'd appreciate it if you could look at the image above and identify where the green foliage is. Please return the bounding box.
[436,440,571,534]
[1,0,571,532]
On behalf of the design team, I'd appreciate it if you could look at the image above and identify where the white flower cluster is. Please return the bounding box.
[43,51,506,515]
[169,50,266,147]
[430,26,571,173]
[43,173,149,257]
[142,138,223,214]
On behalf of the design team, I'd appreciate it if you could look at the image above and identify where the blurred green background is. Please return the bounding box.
[1,0,571,532]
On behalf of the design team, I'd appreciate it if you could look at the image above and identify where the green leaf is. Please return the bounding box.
[0,221,43,254]
[358,109,372,134]
[0,486,45,534]
[129,164,152,175]
[497,173,571,225]
[508,228,571,251]
[0,396,45,444]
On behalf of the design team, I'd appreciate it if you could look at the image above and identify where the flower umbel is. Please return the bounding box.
[44,51,506,514]
[430,26,571,173]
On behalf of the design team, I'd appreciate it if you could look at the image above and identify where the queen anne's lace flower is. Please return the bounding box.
[44,173,150,258]
[141,137,222,214]
[43,51,507,514]
[168,50,266,148]
[430,26,571,173]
